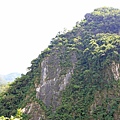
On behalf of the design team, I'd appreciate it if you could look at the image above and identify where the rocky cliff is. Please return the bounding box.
[0,7,120,120]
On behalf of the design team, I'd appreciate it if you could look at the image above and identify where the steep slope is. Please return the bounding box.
[0,7,120,120]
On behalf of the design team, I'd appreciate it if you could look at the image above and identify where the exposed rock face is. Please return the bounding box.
[22,102,46,120]
[36,49,77,109]
[111,61,120,80]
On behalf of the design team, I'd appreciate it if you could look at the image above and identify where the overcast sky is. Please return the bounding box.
[0,0,120,75]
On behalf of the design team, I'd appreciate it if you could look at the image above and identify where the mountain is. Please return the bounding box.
[2,73,21,82]
[0,7,120,120]
[0,72,21,84]
[0,73,21,94]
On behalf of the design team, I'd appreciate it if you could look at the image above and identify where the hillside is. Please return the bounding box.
[0,7,120,120]
[0,73,21,94]
[2,73,21,82]
[0,73,21,83]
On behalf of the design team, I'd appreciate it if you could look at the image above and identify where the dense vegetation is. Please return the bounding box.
[47,33,120,119]
[0,7,120,119]
[0,109,23,120]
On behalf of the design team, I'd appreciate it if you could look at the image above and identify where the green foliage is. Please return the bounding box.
[46,7,120,119]
[0,84,9,93]
[0,109,23,120]
[0,7,120,120]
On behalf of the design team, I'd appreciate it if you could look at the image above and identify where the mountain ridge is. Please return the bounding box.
[0,72,21,84]
[0,7,120,120]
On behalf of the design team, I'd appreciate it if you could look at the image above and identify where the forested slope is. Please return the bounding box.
[0,7,120,120]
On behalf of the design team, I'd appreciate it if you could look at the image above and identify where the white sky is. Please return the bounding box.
[0,0,120,75]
